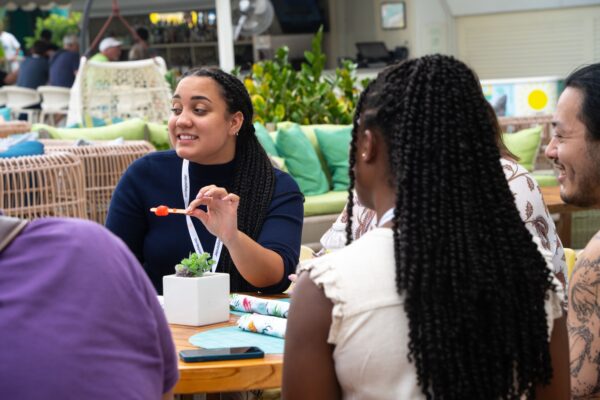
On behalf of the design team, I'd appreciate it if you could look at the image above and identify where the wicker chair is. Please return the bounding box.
[498,115,553,170]
[42,140,155,224]
[0,152,86,219]
[0,121,32,138]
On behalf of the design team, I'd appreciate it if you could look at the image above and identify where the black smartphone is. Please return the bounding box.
[179,346,265,362]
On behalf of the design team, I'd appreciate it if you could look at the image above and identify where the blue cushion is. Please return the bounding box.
[0,141,44,158]
[0,107,11,121]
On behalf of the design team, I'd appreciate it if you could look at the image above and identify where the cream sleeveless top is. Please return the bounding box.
[299,228,564,400]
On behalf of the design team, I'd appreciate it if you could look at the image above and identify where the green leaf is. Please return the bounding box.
[174,252,215,277]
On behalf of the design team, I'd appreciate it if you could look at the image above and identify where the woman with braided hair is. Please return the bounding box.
[107,67,303,294]
[319,104,568,288]
[283,55,569,399]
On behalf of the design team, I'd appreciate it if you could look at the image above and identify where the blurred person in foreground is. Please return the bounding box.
[0,216,178,399]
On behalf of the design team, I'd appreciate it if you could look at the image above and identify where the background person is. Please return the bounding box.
[0,216,178,399]
[545,62,600,399]
[49,34,80,88]
[0,20,21,72]
[15,40,49,90]
[129,26,153,61]
[106,67,303,294]
[39,28,59,58]
[283,55,569,400]
[90,37,122,62]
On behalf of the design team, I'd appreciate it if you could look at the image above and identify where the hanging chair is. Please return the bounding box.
[67,0,172,126]
[67,56,171,126]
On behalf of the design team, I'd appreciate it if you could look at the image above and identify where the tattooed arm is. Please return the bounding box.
[568,238,600,399]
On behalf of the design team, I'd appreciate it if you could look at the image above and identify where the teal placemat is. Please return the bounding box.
[189,326,285,354]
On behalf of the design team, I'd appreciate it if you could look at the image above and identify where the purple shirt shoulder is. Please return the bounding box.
[0,218,178,399]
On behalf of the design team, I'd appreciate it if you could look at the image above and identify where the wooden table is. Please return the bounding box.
[540,186,585,247]
[171,314,283,394]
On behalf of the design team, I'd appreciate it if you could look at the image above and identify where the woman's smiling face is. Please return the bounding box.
[168,76,242,165]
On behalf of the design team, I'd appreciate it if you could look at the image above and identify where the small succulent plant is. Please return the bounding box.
[175,252,215,277]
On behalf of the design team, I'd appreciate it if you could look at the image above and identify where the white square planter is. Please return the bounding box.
[163,272,230,326]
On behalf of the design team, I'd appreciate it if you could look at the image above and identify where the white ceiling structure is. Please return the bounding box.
[444,0,600,16]
[69,0,215,17]
[5,0,70,11]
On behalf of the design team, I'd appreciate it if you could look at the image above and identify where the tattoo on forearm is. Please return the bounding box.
[571,256,600,321]
[570,254,600,397]
[569,324,593,376]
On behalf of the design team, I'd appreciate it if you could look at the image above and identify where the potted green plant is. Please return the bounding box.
[238,26,369,125]
[163,252,230,326]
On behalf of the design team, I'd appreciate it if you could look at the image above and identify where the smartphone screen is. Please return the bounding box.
[179,346,265,362]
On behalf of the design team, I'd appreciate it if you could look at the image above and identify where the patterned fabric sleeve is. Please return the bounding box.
[229,294,289,318]
[501,158,568,286]
[319,191,377,252]
[237,313,287,338]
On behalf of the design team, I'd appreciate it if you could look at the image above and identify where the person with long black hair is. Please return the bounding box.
[320,102,568,286]
[283,55,569,399]
[106,67,303,294]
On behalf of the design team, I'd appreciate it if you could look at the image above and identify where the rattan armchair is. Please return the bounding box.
[0,121,32,138]
[0,152,86,219]
[42,140,155,223]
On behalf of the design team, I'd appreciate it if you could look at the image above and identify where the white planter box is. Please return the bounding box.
[163,272,230,326]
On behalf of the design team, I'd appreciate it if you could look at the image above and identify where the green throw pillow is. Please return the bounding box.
[276,123,329,196]
[32,118,147,141]
[314,125,352,191]
[502,126,542,172]
[254,121,279,156]
[146,122,171,150]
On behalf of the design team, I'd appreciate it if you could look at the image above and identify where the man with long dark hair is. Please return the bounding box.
[545,62,600,399]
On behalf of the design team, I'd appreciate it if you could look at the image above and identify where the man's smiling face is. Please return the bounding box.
[545,87,600,207]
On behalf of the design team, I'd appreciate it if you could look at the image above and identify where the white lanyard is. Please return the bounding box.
[182,159,223,273]
[377,208,395,227]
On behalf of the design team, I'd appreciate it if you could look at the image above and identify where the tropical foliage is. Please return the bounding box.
[24,12,81,49]
[238,27,369,125]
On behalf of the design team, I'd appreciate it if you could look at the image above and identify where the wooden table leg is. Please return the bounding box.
[557,212,572,248]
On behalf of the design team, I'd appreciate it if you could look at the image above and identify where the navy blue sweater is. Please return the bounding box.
[106,150,304,294]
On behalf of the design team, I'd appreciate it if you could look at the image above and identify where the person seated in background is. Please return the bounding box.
[106,67,303,295]
[49,34,80,88]
[129,26,153,61]
[544,62,600,399]
[15,40,49,90]
[283,55,569,399]
[39,28,59,58]
[90,37,122,62]
[0,21,21,73]
[0,66,17,87]
[320,103,568,286]
[0,216,178,399]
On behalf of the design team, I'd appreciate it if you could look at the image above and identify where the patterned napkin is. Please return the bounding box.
[237,313,287,339]
[230,294,289,318]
